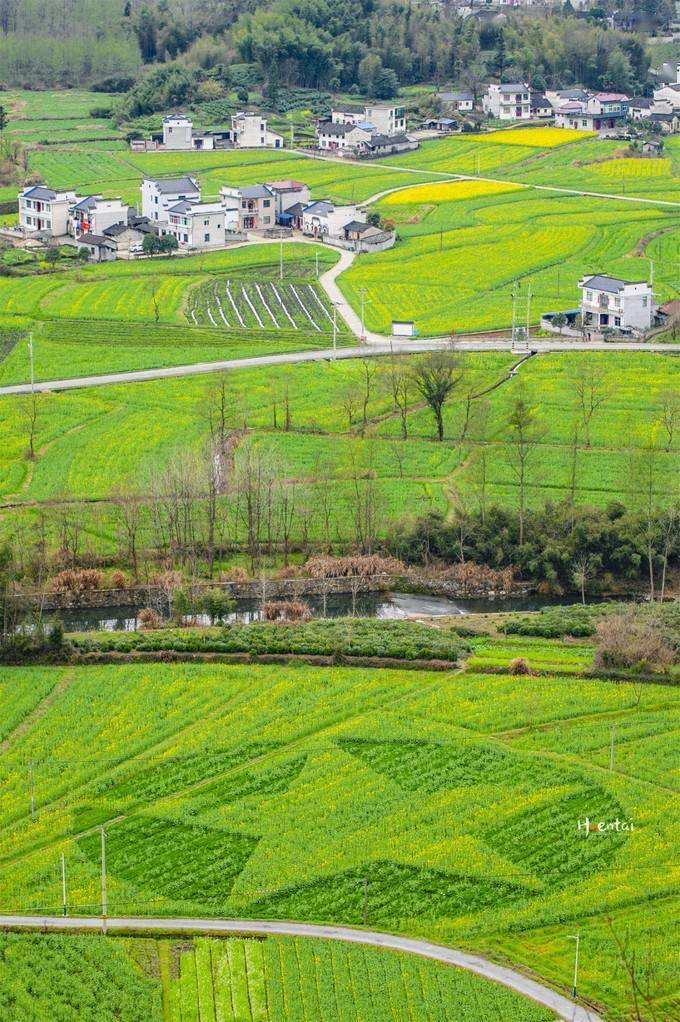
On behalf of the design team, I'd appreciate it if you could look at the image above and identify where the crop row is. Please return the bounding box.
[187,280,336,333]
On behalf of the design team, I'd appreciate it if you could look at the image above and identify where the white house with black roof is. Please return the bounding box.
[165,200,229,250]
[579,274,654,332]
[483,83,531,120]
[141,176,201,222]
[18,185,78,236]
[70,195,130,239]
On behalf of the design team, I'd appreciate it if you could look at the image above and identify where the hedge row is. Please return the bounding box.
[71,619,469,662]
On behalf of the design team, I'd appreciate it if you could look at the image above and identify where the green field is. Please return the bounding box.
[0,657,676,1020]
[0,350,677,549]
[0,931,556,1021]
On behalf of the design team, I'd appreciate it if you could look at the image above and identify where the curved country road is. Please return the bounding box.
[0,913,602,1021]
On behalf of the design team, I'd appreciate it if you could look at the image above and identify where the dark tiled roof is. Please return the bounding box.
[24,186,59,200]
[148,176,199,194]
[239,184,273,199]
[582,274,638,293]
[78,233,114,247]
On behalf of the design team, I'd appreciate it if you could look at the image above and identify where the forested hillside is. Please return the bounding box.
[0,0,669,91]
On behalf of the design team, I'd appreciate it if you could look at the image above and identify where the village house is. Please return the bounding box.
[165,200,228,250]
[18,185,78,236]
[102,217,157,259]
[363,104,407,135]
[230,112,283,149]
[265,180,311,215]
[302,200,360,239]
[341,220,396,252]
[363,133,418,156]
[317,121,373,152]
[483,83,531,120]
[438,90,474,112]
[579,274,654,332]
[654,67,680,112]
[329,104,366,125]
[421,117,460,133]
[75,233,118,262]
[555,93,630,132]
[70,196,130,239]
[141,176,201,222]
[162,113,194,150]
[220,184,276,231]
[530,93,553,119]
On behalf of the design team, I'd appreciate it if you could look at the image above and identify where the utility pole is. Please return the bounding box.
[649,257,654,289]
[279,237,284,281]
[29,760,35,817]
[329,300,337,357]
[61,853,67,917]
[290,123,294,148]
[315,251,319,278]
[100,826,107,930]
[358,287,369,343]
[28,332,35,393]
[569,932,580,999]
[362,876,369,926]
[609,723,616,771]
[526,283,532,343]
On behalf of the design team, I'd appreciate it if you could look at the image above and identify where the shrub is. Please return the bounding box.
[219,566,248,582]
[440,562,514,594]
[138,608,161,630]
[109,570,129,590]
[51,569,103,594]
[594,610,675,673]
[305,555,405,579]
[263,600,312,622]
[200,589,235,623]
[508,657,531,675]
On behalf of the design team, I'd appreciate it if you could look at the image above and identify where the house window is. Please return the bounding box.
[614,316,621,327]
[184,234,189,242]
[204,219,209,226]
[263,199,271,208]
[204,233,210,242]
[154,196,158,204]
[642,297,648,307]
[586,291,592,301]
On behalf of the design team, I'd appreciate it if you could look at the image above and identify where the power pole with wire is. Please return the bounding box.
[279,237,284,281]
[609,723,616,771]
[358,287,370,343]
[61,852,67,917]
[29,759,35,817]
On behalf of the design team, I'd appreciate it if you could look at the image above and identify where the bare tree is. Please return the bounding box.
[568,418,580,529]
[150,283,161,323]
[359,360,378,433]
[386,354,412,439]
[657,389,680,452]
[506,384,544,545]
[605,915,680,1022]
[19,389,40,460]
[412,349,463,442]
[347,447,382,553]
[575,364,608,447]
[630,436,662,602]
[342,387,359,433]
[470,398,491,525]
[659,504,679,601]
[112,488,143,578]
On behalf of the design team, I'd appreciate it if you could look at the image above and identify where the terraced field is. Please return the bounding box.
[0,658,676,1019]
[188,279,339,333]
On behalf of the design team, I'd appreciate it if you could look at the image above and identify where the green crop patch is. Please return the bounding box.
[77,816,259,902]
[250,860,528,925]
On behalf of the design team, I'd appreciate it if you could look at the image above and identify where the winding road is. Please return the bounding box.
[0,913,602,1021]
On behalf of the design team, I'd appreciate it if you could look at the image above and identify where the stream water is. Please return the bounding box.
[47,591,580,633]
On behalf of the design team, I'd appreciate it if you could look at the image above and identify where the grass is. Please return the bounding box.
[0,658,676,1020]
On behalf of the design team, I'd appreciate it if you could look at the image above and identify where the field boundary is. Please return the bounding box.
[0,913,603,1022]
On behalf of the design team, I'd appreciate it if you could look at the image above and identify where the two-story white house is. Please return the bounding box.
[165,201,229,249]
[265,180,311,215]
[141,176,201,222]
[230,112,283,148]
[483,83,531,120]
[330,104,366,125]
[654,66,680,112]
[163,114,194,150]
[302,200,360,239]
[70,196,130,238]
[363,105,406,135]
[18,185,78,236]
[579,274,654,332]
[556,93,629,132]
[220,184,276,231]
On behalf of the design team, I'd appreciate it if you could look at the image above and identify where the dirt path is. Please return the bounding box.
[0,670,74,753]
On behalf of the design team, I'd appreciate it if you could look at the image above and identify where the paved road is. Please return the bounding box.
[1,339,677,395]
[0,913,602,1021]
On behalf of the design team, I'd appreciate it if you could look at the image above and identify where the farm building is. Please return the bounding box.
[76,233,117,262]
[579,274,654,332]
[316,121,373,152]
[555,93,630,132]
[265,180,311,214]
[438,90,475,112]
[363,133,418,156]
[302,200,360,239]
[230,112,283,149]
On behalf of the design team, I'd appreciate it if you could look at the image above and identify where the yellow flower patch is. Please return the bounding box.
[474,126,595,147]
[380,179,524,206]
[591,157,672,178]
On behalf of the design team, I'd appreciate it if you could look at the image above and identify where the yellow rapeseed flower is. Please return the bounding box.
[474,126,595,147]
[381,179,524,206]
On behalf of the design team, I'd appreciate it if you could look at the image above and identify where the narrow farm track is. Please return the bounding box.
[0,913,603,1022]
